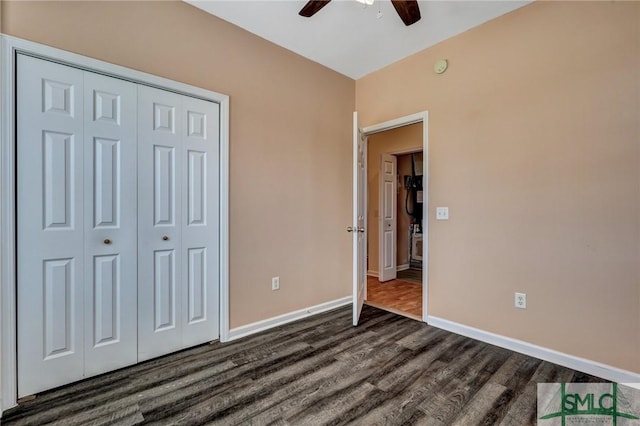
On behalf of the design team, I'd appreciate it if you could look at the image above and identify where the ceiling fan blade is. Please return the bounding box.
[299,0,332,18]
[390,0,421,26]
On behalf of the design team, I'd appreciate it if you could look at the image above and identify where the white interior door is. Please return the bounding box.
[17,55,140,396]
[352,112,367,326]
[137,85,184,361]
[181,96,220,346]
[83,72,138,376]
[137,86,220,360]
[16,53,223,397]
[378,154,397,282]
[17,55,85,397]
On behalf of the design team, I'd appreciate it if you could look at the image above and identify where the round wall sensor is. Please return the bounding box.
[434,59,448,74]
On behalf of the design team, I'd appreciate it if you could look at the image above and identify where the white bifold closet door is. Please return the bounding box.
[137,86,219,361]
[17,54,220,397]
[17,55,138,397]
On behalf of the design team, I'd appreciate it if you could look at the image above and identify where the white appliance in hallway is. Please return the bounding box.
[410,224,423,263]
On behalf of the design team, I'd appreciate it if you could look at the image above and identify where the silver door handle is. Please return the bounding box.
[347,226,365,233]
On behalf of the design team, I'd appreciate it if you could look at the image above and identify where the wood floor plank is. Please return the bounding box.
[9,361,239,426]
[395,325,447,350]
[351,360,450,426]
[284,382,380,426]
[212,344,407,424]
[206,359,352,425]
[205,331,393,424]
[52,403,145,426]
[208,360,347,425]
[370,333,459,391]
[138,342,312,422]
[2,305,608,426]
[450,382,508,425]
[479,353,541,424]
[366,276,422,317]
[497,381,538,426]
[419,345,512,423]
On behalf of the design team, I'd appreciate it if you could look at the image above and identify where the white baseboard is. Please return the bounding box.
[228,302,640,386]
[227,296,352,342]
[427,315,640,386]
[367,270,378,277]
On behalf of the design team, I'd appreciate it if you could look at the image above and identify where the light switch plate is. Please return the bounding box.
[436,207,449,220]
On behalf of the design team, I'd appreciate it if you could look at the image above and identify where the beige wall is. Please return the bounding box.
[367,123,422,274]
[2,1,355,328]
[357,1,640,373]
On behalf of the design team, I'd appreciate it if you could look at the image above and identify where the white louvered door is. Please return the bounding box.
[17,55,220,396]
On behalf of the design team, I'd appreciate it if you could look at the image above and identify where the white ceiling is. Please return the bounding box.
[186,0,531,79]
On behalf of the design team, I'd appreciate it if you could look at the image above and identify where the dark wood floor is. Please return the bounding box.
[2,305,605,425]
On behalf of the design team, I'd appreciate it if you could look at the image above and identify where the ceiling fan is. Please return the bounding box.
[299,0,421,26]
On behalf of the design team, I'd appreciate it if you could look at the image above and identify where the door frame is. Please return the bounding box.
[361,111,429,322]
[0,35,230,411]
[379,147,423,278]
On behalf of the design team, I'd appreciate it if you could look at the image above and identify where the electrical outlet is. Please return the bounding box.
[272,276,280,291]
[515,292,526,309]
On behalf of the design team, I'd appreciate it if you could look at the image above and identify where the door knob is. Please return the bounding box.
[162,235,169,241]
[104,239,112,245]
[347,226,365,233]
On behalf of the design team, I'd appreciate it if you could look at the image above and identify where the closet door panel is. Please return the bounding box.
[181,97,220,345]
[83,72,138,376]
[17,55,223,394]
[138,86,183,361]
[17,55,85,397]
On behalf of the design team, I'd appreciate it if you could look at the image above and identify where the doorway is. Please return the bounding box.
[363,121,426,320]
